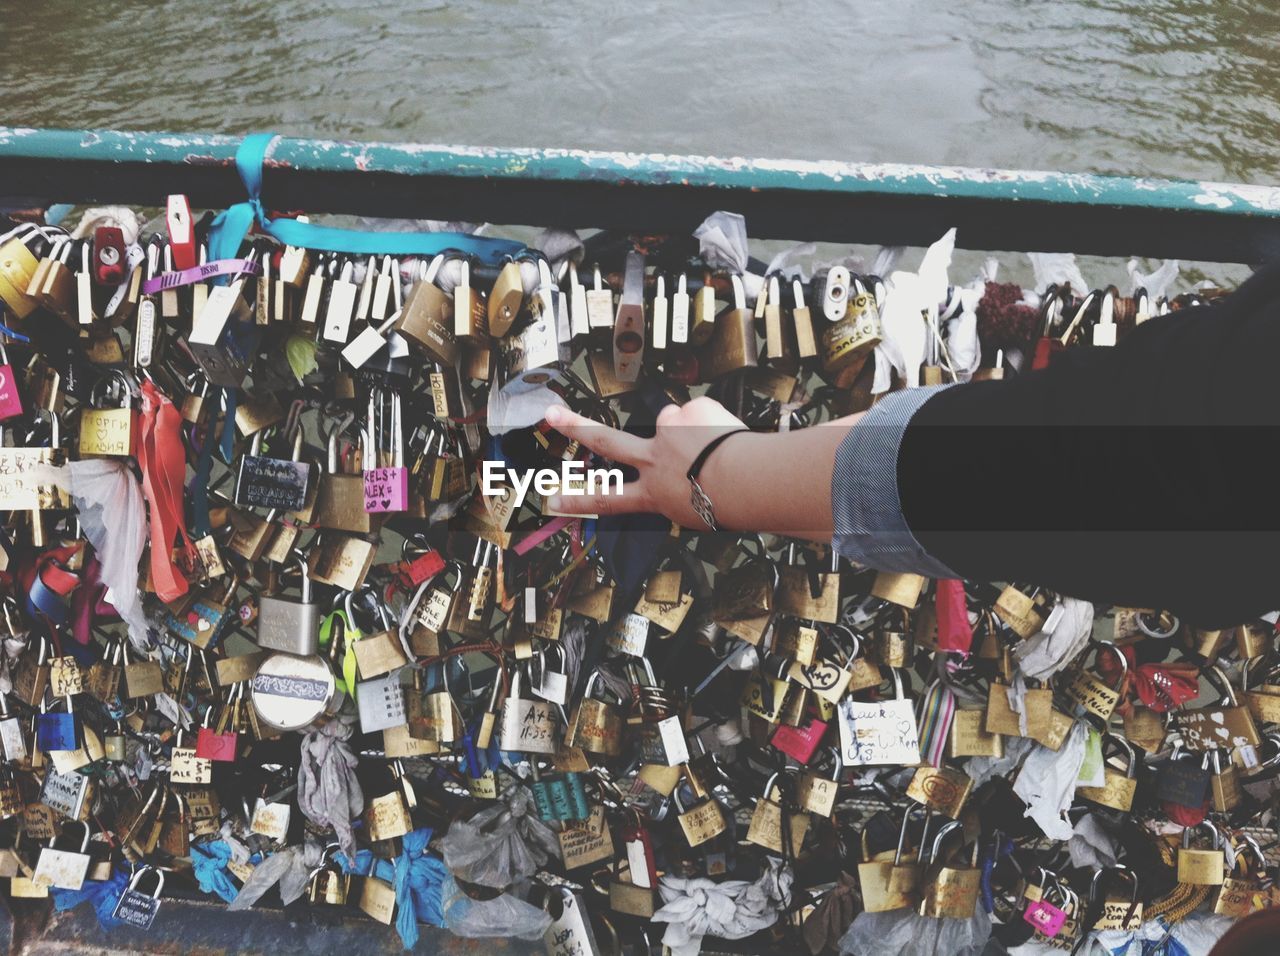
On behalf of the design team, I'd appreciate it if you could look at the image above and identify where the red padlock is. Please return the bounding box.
[92,227,127,286]
[166,195,196,271]
[771,710,829,765]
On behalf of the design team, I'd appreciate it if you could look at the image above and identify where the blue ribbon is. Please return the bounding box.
[190,840,241,903]
[338,827,446,950]
[206,133,523,268]
[51,867,129,929]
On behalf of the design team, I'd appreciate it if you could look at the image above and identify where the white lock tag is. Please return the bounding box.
[250,798,291,841]
[626,838,653,889]
[525,587,538,625]
[657,715,690,766]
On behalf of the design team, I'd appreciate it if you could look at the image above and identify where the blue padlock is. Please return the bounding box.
[36,696,79,753]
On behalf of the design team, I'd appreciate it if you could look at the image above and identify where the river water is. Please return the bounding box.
[5,0,1280,277]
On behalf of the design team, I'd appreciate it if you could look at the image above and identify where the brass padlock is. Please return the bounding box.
[1214,836,1265,918]
[564,671,624,757]
[873,605,915,669]
[1062,641,1126,723]
[78,370,136,458]
[993,584,1051,639]
[396,256,458,362]
[775,544,841,624]
[307,846,352,905]
[1077,733,1138,812]
[858,807,926,913]
[917,821,980,920]
[701,274,758,380]
[948,708,1003,759]
[674,783,727,848]
[905,764,973,819]
[1178,664,1261,752]
[313,420,385,534]
[1177,821,1226,886]
[796,746,842,817]
[744,772,810,856]
[1209,748,1242,812]
[499,666,558,755]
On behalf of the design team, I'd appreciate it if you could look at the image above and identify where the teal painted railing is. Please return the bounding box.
[1,127,1278,263]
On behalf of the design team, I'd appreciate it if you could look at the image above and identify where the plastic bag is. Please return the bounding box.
[694,211,764,303]
[839,901,991,956]
[67,459,149,652]
[439,874,551,940]
[439,786,559,888]
[1013,720,1088,840]
[874,229,955,393]
[653,860,792,956]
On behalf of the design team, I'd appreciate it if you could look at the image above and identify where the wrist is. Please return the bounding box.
[688,429,759,530]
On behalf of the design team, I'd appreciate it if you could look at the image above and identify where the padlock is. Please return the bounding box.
[251,647,341,733]
[993,584,1052,639]
[905,763,973,819]
[37,239,76,320]
[362,389,410,513]
[78,369,136,458]
[563,670,622,757]
[917,821,981,919]
[363,762,414,842]
[1243,657,1280,725]
[0,342,25,422]
[775,544,841,624]
[408,661,462,744]
[673,779,727,847]
[869,571,926,609]
[164,574,239,650]
[0,694,27,764]
[1209,748,1242,812]
[170,727,212,785]
[1236,621,1270,659]
[1156,742,1211,810]
[189,249,259,387]
[796,746,842,817]
[350,591,411,681]
[500,665,558,755]
[702,274,758,380]
[1178,664,1261,752]
[1214,836,1265,918]
[122,646,166,699]
[948,708,1003,759]
[0,223,44,318]
[388,256,453,365]
[745,772,811,856]
[235,426,312,513]
[313,417,386,534]
[444,540,495,639]
[307,845,351,905]
[36,694,80,754]
[873,605,916,669]
[838,667,921,766]
[1177,821,1226,886]
[321,257,358,344]
[1077,733,1139,812]
[1063,640,1127,723]
[257,556,320,655]
[859,808,928,914]
[821,284,882,378]
[1023,879,1073,939]
[33,821,92,890]
[113,864,166,929]
[986,675,1052,740]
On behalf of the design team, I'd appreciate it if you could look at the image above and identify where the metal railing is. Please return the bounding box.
[1,128,1279,262]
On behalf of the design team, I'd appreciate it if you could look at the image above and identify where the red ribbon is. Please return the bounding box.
[137,380,191,604]
[935,579,974,654]
[1096,645,1200,715]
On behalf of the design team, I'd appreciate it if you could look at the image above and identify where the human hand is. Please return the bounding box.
[543,397,751,527]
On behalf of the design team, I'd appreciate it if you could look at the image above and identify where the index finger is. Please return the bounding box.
[545,405,649,466]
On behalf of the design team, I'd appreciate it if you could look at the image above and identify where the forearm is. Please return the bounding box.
[696,416,862,541]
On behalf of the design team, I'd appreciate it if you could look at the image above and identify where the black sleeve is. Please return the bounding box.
[897,263,1280,627]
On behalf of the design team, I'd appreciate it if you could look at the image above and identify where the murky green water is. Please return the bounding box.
[5,0,1280,184]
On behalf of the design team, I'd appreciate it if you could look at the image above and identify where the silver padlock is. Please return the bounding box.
[251,651,341,733]
[33,821,92,890]
[113,864,165,929]
[256,555,320,655]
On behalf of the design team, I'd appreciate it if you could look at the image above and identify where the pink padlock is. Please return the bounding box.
[363,389,410,513]
[1023,886,1070,938]
[771,714,829,764]
[0,344,24,421]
